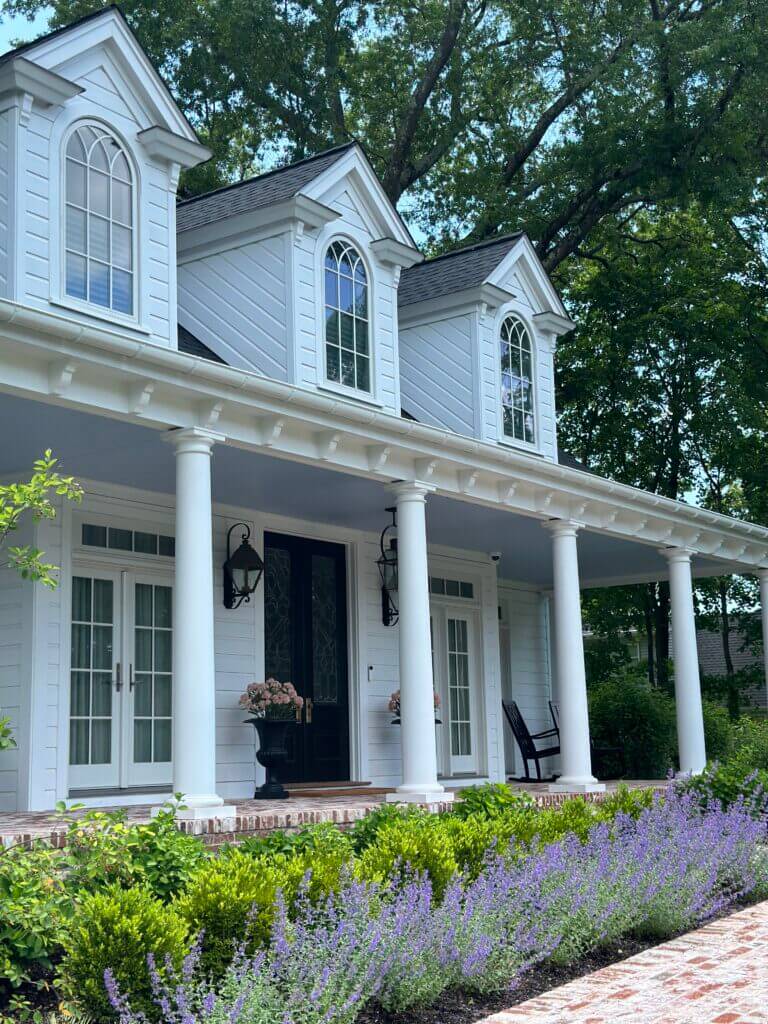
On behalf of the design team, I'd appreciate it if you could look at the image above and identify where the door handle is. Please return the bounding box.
[114,662,122,692]
[129,664,135,692]
[306,698,313,724]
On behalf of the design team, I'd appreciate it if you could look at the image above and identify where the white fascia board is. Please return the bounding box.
[137,126,211,170]
[533,311,575,337]
[370,237,424,269]
[488,236,568,318]
[398,283,516,326]
[0,57,83,110]
[1,296,768,569]
[176,195,340,262]
[26,8,198,142]
[304,145,416,249]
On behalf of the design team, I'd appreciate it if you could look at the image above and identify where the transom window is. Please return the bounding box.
[324,240,370,393]
[499,314,535,444]
[65,124,134,316]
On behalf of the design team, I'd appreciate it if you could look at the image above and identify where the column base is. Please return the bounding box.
[387,787,454,805]
[548,778,605,794]
[158,794,238,820]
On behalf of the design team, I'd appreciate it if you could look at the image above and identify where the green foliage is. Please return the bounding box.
[594,783,657,821]
[56,800,206,900]
[0,842,71,993]
[452,782,534,820]
[589,668,677,777]
[358,814,458,898]
[0,714,15,752]
[0,451,82,588]
[175,849,290,978]
[347,801,428,853]
[702,701,736,765]
[58,884,190,1021]
[729,716,768,771]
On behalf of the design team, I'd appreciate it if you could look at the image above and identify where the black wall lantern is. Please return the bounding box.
[376,506,399,626]
[223,523,264,609]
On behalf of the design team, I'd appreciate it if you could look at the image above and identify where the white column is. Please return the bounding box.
[759,571,768,697]
[665,547,706,775]
[387,482,452,804]
[165,428,235,818]
[545,520,604,793]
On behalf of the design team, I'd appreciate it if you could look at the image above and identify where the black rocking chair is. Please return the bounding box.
[503,700,560,782]
[548,701,625,779]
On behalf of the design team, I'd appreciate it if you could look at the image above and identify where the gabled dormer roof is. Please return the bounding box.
[398,234,523,307]
[0,6,203,148]
[177,140,417,251]
[177,143,356,232]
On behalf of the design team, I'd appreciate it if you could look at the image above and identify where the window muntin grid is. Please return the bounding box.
[324,241,370,393]
[499,314,535,444]
[65,124,134,316]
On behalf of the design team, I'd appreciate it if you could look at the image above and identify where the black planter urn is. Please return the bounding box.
[247,717,296,799]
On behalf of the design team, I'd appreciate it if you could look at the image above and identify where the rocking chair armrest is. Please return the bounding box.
[531,727,559,740]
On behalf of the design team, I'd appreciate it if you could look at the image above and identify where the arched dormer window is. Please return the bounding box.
[500,314,535,444]
[65,124,134,316]
[324,240,370,393]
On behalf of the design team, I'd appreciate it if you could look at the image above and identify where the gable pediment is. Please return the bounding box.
[486,236,569,320]
[12,8,197,142]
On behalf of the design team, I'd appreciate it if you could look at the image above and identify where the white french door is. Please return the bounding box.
[68,567,173,791]
[431,606,482,776]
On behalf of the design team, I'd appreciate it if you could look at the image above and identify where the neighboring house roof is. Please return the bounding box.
[398,234,523,307]
[176,143,357,233]
[696,621,761,678]
[177,325,226,363]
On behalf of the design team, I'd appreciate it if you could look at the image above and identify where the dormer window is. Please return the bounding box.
[500,314,535,444]
[65,124,134,316]
[324,241,370,393]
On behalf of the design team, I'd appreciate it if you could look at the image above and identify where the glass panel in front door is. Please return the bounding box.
[69,574,120,789]
[447,617,474,772]
[129,581,172,784]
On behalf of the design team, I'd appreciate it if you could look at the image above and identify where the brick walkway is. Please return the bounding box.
[476,901,768,1024]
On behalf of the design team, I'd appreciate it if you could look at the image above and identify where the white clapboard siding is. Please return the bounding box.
[399,314,476,435]
[0,109,9,297]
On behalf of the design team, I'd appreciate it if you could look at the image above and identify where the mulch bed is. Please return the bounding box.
[357,937,649,1024]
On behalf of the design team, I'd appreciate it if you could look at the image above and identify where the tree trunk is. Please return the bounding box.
[643,586,656,685]
[718,579,739,719]
[654,581,671,693]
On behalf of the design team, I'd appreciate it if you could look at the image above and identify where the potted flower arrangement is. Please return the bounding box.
[240,679,303,799]
[388,689,441,725]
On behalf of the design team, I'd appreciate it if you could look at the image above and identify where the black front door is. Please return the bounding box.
[263,532,350,782]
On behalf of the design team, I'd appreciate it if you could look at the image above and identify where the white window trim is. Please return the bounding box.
[314,230,379,402]
[52,116,143,331]
[494,305,542,455]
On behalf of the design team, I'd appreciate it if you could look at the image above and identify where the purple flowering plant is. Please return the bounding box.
[105,786,768,1024]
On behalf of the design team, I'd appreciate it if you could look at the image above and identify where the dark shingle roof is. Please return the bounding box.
[398,234,523,308]
[177,325,226,364]
[176,143,357,233]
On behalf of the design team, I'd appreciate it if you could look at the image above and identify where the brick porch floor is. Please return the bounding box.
[475,901,768,1024]
[0,779,662,848]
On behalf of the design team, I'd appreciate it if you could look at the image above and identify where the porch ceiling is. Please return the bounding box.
[0,393,732,588]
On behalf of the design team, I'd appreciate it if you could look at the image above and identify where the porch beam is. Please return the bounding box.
[165,427,235,818]
[2,301,768,569]
[387,481,452,804]
[544,520,604,794]
[664,547,706,775]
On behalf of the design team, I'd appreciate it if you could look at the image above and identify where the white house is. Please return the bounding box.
[1,8,768,817]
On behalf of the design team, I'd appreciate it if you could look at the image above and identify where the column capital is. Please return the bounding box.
[389,480,436,502]
[164,426,225,454]
[661,546,695,564]
[543,518,583,539]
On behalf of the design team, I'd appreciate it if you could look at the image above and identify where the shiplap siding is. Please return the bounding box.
[177,236,289,377]
[399,314,476,435]
[498,586,554,777]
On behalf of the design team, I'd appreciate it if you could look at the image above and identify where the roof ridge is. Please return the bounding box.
[412,232,524,269]
[177,141,358,208]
